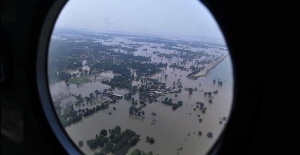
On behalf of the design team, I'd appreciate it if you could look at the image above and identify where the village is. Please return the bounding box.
[49,30,231,155]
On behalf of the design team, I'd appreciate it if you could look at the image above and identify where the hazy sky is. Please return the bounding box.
[55,0,225,41]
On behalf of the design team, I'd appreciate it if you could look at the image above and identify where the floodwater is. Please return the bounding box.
[49,47,233,155]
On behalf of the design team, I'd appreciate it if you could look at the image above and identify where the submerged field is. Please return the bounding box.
[49,30,233,155]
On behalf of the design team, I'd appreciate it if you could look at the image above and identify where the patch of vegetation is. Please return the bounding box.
[146,136,155,144]
[130,149,154,155]
[87,126,140,155]
[68,77,92,84]
[78,140,83,147]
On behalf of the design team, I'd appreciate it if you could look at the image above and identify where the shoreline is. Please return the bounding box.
[188,54,228,78]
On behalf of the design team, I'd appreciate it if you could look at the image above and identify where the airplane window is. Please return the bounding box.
[47,0,233,154]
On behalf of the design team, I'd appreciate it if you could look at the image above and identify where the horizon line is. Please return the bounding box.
[54,26,226,45]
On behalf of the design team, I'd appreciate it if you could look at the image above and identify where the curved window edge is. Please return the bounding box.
[36,0,83,154]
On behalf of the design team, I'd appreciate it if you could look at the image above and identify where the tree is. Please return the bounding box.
[121,138,128,145]
[78,140,83,147]
[87,139,98,149]
[189,88,193,94]
[115,126,121,135]
[90,93,94,99]
[148,137,155,144]
[213,90,218,94]
[198,131,202,136]
[146,136,155,144]
[130,149,142,155]
[218,80,223,86]
[111,142,123,153]
[100,129,108,136]
[99,139,105,147]
[95,90,100,97]
[103,143,112,153]
[207,132,213,138]
[109,134,115,140]
[103,137,109,143]
[109,129,116,135]
[128,136,140,146]
[84,97,90,104]
[177,101,183,105]
[119,145,130,155]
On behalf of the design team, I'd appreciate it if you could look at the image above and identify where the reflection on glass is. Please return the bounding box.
[48,0,233,154]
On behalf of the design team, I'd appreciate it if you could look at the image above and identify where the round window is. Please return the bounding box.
[47,0,234,154]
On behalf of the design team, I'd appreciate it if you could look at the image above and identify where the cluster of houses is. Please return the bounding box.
[148,87,180,97]
[99,92,123,105]
[102,92,123,99]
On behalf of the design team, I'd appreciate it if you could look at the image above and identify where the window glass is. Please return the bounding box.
[48,0,233,154]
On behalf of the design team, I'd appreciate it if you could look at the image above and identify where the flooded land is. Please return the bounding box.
[48,29,233,155]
